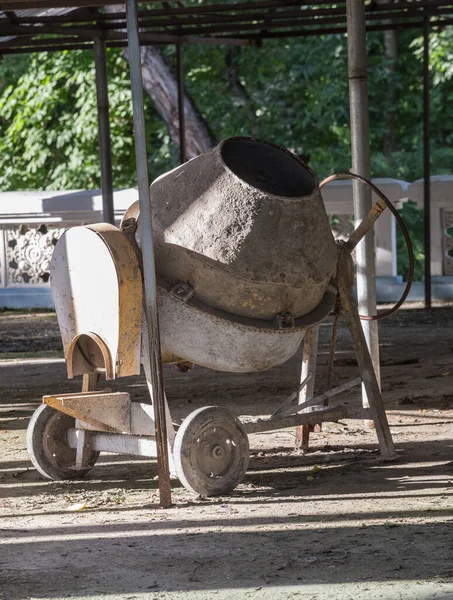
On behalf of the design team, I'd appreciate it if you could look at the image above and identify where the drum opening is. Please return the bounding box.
[220,137,315,198]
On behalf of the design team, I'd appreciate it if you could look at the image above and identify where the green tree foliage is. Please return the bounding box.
[181,29,453,183]
[1,28,453,282]
[0,49,175,190]
[181,36,351,179]
[1,29,452,191]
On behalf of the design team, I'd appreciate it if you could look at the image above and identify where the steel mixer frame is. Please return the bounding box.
[27,233,398,499]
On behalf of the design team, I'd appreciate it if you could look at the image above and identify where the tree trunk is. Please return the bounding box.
[105,6,214,159]
[137,45,214,159]
[225,48,260,136]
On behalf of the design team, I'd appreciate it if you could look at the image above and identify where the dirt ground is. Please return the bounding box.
[1,305,453,600]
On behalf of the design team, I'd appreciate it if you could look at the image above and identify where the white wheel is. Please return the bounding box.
[27,404,99,480]
[174,406,249,497]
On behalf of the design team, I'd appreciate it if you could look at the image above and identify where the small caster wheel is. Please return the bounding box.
[174,406,249,497]
[27,404,99,480]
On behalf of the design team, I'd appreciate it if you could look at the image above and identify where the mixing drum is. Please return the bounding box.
[138,137,338,372]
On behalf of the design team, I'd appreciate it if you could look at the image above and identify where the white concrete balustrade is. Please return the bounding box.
[0,177,452,308]
[0,188,137,308]
[408,175,453,278]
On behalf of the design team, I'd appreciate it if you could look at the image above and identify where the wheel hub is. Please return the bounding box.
[196,425,237,478]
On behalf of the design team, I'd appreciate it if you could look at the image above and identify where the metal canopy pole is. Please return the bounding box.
[94,36,115,225]
[125,0,172,508]
[176,41,186,164]
[423,16,431,309]
[346,0,380,403]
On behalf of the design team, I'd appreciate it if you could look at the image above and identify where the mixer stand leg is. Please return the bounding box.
[295,325,319,452]
[82,372,100,393]
[337,245,397,460]
[74,373,101,470]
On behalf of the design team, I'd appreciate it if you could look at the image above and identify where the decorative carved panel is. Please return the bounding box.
[6,224,64,285]
[330,214,354,241]
[442,209,453,276]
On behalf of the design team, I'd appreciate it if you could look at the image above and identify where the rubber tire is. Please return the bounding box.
[174,406,249,497]
[27,404,99,480]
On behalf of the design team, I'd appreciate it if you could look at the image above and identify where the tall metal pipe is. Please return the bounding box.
[346,0,381,402]
[423,16,431,309]
[125,0,172,508]
[176,41,186,164]
[94,36,115,225]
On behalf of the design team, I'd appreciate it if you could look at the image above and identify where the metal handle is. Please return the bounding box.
[320,171,414,321]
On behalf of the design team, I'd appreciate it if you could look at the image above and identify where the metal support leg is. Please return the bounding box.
[325,314,339,397]
[346,0,380,405]
[295,325,319,452]
[423,17,431,309]
[142,325,176,476]
[94,36,115,225]
[75,429,95,470]
[82,372,100,393]
[76,373,100,469]
[144,380,176,477]
[125,0,172,508]
[176,41,186,165]
[337,244,396,459]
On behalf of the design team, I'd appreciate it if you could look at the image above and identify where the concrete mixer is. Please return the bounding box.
[26,136,407,497]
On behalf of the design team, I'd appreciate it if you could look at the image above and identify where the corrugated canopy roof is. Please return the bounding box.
[0,1,452,53]
[0,6,78,46]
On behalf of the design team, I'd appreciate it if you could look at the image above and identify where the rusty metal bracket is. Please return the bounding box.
[272,373,312,417]
[244,403,370,435]
[170,282,194,302]
[259,375,361,425]
[274,312,296,330]
[121,213,144,273]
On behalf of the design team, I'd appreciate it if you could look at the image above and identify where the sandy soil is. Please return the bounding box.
[1,306,453,600]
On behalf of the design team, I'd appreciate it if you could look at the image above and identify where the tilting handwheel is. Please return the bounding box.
[27,404,99,480]
[173,406,250,497]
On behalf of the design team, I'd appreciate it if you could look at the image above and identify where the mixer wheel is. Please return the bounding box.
[27,404,99,480]
[173,406,250,497]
